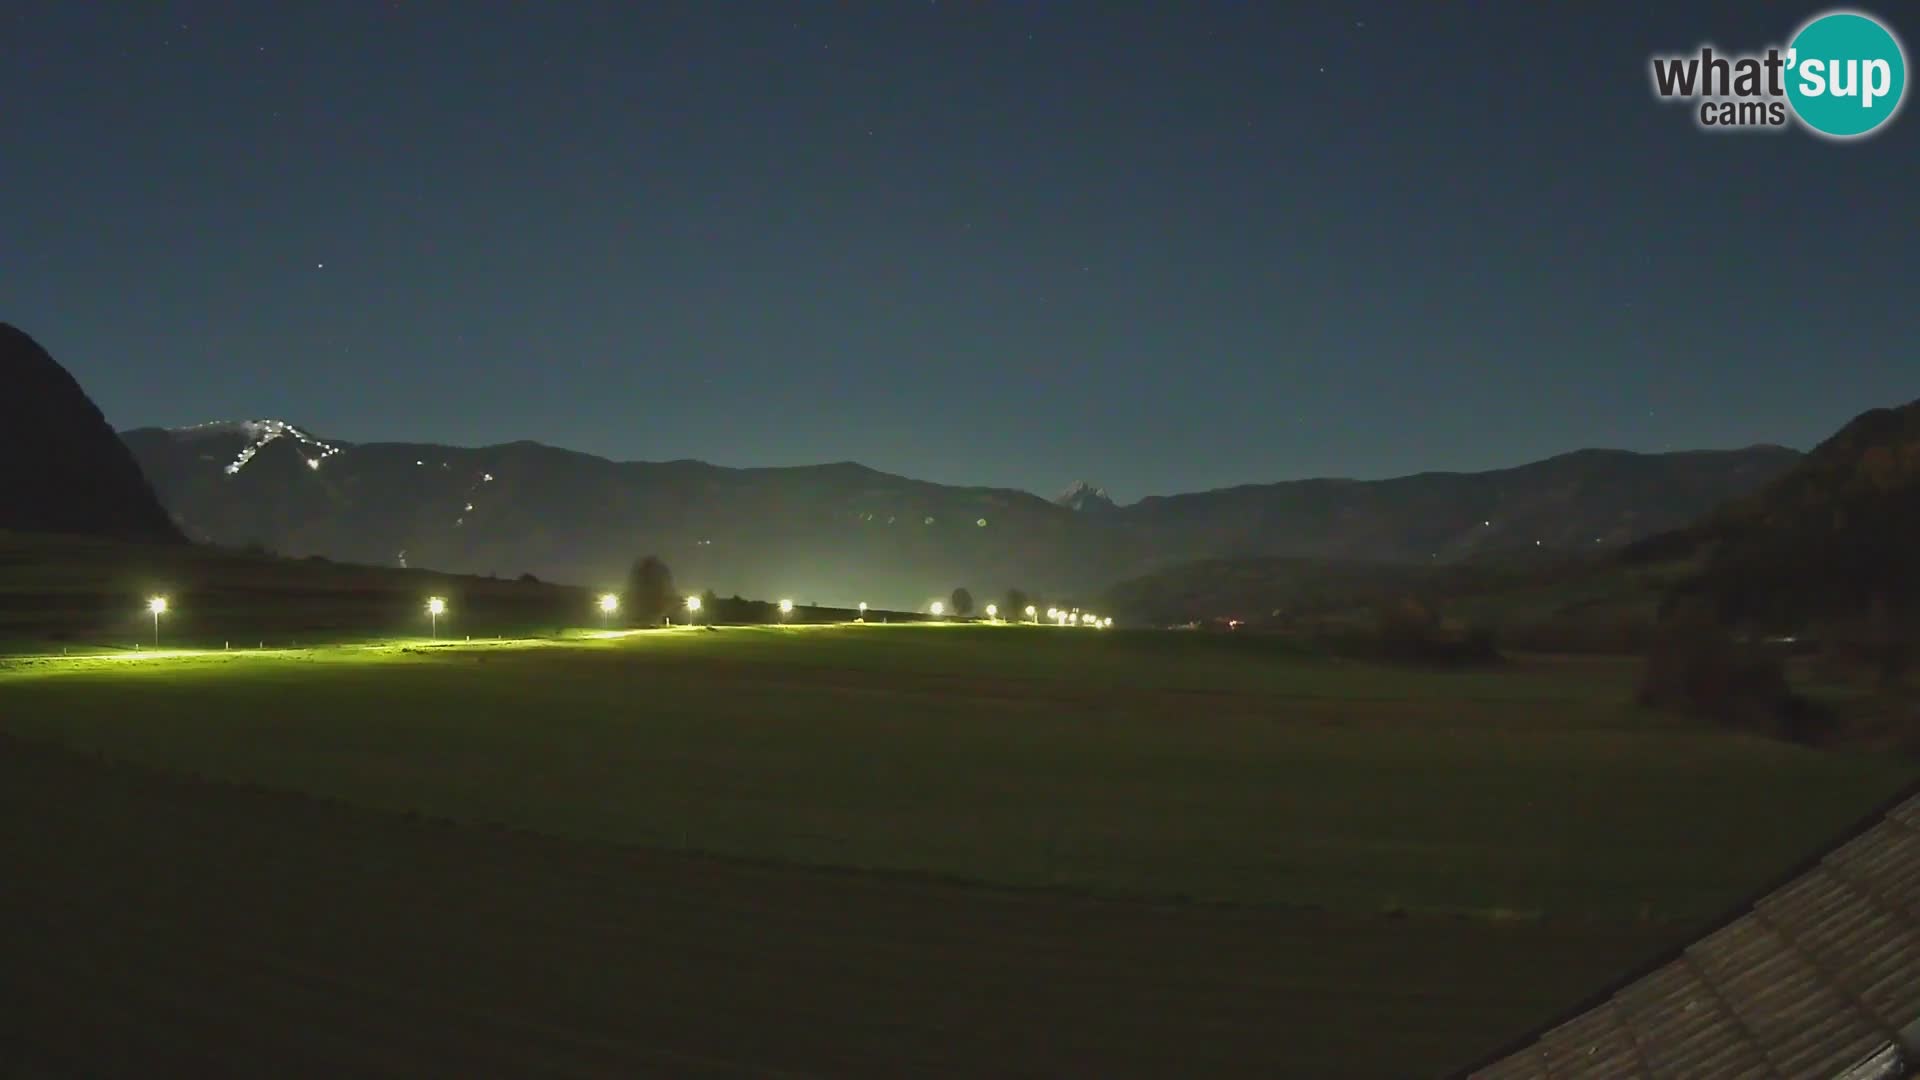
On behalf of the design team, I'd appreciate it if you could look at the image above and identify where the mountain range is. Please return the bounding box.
[119,418,1801,608]
[0,321,1815,610]
[6,317,1905,660]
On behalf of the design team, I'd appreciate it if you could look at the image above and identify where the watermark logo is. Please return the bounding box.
[1649,9,1907,139]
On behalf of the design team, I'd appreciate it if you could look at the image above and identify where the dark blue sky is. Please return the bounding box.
[4,1,1914,501]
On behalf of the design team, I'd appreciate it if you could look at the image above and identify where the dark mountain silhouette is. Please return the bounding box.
[124,419,1800,607]
[1637,398,1920,635]
[0,324,181,543]
[1120,446,1801,562]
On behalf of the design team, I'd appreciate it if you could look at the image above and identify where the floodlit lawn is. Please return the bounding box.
[4,624,1911,923]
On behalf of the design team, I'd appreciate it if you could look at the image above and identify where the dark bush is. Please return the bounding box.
[1361,595,1501,666]
[1637,603,1815,740]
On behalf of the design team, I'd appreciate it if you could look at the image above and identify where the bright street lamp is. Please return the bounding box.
[685,595,701,625]
[599,592,619,629]
[858,601,868,622]
[427,596,446,639]
[930,601,945,617]
[985,604,998,621]
[1025,604,1037,623]
[779,598,794,620]
[147,595,168,646]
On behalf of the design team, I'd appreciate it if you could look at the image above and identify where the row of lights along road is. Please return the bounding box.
[133,593,1110,648]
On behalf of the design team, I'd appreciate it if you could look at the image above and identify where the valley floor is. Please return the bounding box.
[1,625,1912,1075]
[0,733,1661,1078]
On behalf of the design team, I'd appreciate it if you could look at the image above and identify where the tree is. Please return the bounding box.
[1637,599,1808,740]
[950,587,975,617]
[626,556,676,625]
[1004,589,1030,621]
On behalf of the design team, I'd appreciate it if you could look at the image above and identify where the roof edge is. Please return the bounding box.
[1448,770,1920,1078]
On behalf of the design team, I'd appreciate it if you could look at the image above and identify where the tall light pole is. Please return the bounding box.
[147,596,168,647]
[986,604,998,622]
[599,593,619,630]
[427,596,446,640]
[858,602,868,622]
[685,595,701,626]
[779,598,794,621]
[930,601,945,619]
[1025,604,1037,624]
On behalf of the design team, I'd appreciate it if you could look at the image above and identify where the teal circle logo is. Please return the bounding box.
[1786,10,1907,138]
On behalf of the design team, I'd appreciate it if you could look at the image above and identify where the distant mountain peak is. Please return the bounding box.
[163,419,344,474]
[1056,480,1116,512]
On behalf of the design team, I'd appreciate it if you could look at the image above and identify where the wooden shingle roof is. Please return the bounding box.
[1463,789,1920,1080]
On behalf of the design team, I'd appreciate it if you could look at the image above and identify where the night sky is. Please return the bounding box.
[4,1,1914,501]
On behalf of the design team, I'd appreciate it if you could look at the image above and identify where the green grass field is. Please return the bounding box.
[0,730,1665,1077]
[4,624,1909,920]
[3,623,1913,1075]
